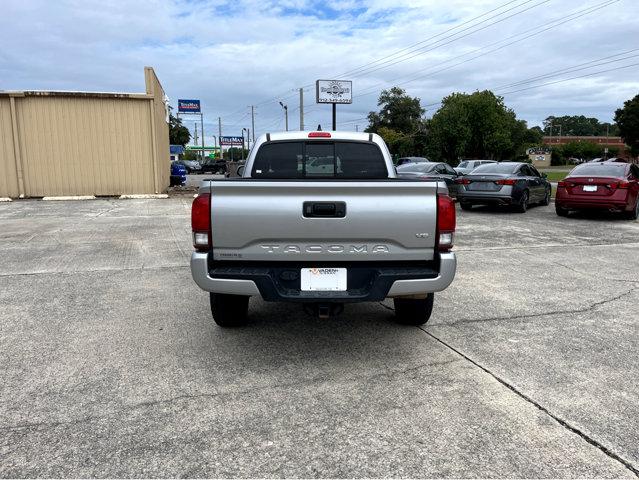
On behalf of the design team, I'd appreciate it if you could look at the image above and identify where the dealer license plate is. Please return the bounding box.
[301,268,347,291]
[583,185,598,192]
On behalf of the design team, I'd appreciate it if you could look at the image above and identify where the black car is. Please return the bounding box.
[200,159,227,174]
[455,162,551,212]
[396,156,429,166]
[396,161,461,197]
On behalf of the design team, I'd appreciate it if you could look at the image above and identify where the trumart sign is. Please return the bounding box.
[220,136,244,146]
[316,80,352,104]
[178,99,201,113]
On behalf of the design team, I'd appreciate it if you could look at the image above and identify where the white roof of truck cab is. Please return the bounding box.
[256,130,380,143]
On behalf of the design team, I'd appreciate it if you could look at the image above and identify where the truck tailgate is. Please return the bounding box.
[206,180,438,262]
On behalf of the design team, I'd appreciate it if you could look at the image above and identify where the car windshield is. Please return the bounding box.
[458,161,469,168]
[570,164,626,177]
[251,141,388,179]
[397,162,436,173]
[471,163,519,174]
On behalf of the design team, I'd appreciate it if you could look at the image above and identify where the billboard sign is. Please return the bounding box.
[316,80,352,104]
[220,136,244,146]
[177,99,201,113]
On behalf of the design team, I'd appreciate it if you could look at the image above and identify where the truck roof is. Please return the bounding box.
[255,130,380,143]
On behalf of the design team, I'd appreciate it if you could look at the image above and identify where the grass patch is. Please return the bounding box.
[544,171,569,182]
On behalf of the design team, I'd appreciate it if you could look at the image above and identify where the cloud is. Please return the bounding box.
[1,0,638,145]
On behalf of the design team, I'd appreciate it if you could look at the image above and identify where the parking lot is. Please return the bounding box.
[1,198,638,477]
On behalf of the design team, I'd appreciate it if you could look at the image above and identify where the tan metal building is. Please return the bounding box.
[0,67,170,198]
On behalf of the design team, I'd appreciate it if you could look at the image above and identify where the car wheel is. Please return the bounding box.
[210,293,249,327]
[625,199,639,220]
[460,202,473,211]
[514,190,529,213]
[555,204,569,217]
[541,188,551,206]
[393,294,434,326]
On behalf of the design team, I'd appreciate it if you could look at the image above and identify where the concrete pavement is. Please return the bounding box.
[0,198,637,477]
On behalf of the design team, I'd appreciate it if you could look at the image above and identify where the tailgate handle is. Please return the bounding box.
[303,202,346,218]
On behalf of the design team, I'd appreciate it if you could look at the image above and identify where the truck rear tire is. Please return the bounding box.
[210,293,249,327]
[393,294,434,326]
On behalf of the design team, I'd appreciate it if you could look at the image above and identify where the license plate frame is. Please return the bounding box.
[583,185,598,192]
[300,268,347,291]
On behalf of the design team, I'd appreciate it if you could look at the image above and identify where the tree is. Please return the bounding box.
[366,87,428,156]
[366,87,425,133]
[542,115,619,137]
[426,90,537,163]
[223,147,249,160]
[614,94,639,156]
[169,112,191,146]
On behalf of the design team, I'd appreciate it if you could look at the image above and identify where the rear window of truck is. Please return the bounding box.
[251,141,388,179]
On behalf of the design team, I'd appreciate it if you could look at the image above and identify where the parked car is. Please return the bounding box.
[200,159,227,174]
[456,162,551,212]
[170,162,187,186]
[190,131,457,327]
[555,162,639,219]
[175,159,202,173]
[396,156,429,166]
[454,159,497,175]
[588,157,627,164]
[396,161,461,198]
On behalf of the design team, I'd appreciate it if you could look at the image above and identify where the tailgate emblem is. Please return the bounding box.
[415,233,429,238]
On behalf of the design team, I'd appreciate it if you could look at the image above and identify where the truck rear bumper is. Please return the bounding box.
[190,252,456,301]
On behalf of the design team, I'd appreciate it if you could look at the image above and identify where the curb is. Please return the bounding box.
[119,194,169,199]
[42,196,96,201]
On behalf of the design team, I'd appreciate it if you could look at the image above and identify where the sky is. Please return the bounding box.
[2,0,638,147]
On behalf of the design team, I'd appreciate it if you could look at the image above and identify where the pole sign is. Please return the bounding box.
[316,80,352,104]
[220,136,244,146]
[177,99,201,113]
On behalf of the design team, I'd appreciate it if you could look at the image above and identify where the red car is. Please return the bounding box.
[556,162,639,219]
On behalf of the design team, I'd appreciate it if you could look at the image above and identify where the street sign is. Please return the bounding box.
[316,80,352,104]
[177,99,201,113]
[220,136,244,146]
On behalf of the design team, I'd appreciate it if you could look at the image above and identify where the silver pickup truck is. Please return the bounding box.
[190,131,456,327]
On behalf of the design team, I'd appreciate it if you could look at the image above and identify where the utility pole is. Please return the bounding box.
[194,123,199,146]
[200,113,205,162]
[279,101,288,131]
[299,88,304,131]
[218,117,222,159]
[250,106,255,143]
[356,125,359,132]
[332,104,336,131]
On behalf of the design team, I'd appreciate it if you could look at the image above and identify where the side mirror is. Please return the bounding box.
[236,165,245,177]
[542,173,548,179]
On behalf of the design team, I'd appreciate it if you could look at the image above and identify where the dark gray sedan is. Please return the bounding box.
[396,161,461,197]
[456,162,551,212]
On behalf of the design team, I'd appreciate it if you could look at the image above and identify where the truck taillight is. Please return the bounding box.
[192,194,211,252]
[436,194,456,252]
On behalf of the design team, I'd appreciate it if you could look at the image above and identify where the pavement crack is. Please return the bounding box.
[418,327,639,477]
[440,288,635,327]
[0,360,458,434]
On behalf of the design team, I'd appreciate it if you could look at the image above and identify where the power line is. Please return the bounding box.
[336,0,530,78]
[341,0,551,80]
[497,61,639,95]
[354,0,620,98]
[494,48,639,89]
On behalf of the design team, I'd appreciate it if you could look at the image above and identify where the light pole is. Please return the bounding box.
[279,101,288,131]
[242,128,249,159]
